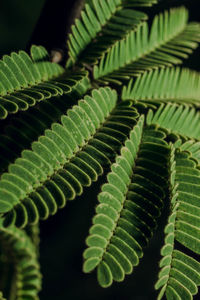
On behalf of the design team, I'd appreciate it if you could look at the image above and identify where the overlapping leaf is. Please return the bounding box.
[94,7,200,84]
[25,224,40,256]
[122,67,200,105]
[156,145,200,299]
[0,88,139,228]
[0,45,91,120]
[0,220,41,299]
[83,119,170,287]
[0,70,90,173]
[85,0,157,7]
[67,0,154,66]
[180,141,200,164]
[0,0,200,297]
[146,103,200,140]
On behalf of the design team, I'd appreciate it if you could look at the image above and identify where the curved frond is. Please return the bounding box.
[0,88,139,228]
[0,221,41,299]
[0,70,90,173]
[25,224,40,256]
[0,45,75,119]
[122,67,200,105]
[146,103,200,140]
[83,120,170,287]
[67,0,152,66]
[94,7,200,84]
[1,0,200,297]
[155,145,200,299]
[179,141,200,165]
[85,0,157,7]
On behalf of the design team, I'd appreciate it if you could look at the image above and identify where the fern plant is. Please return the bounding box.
[0,0,200,299]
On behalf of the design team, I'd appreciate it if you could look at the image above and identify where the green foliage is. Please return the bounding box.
[0,67,90,173]
[67,0,149,66]
[155,145,200,299]
[0,46,65,119]
[0,220,41,300]
[122,67,200,105]
[93,7,200,84]
[0,0,200,299]
[83,117,170,287]
[0,88,140,229]
[146,103,200,139]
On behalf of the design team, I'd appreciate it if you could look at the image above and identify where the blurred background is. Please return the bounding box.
[0,0,200,299]
[0,0,46,57]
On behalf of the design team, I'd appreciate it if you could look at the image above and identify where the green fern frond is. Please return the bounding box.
[85,0,157,7]
[1,0,200,298]
[67,0,148,66]
[0,69,90,173]
[122,67,200,105]
[94,7,200,84]
[0,88,139,228]
[25,224,40,256]
[0,45,90,120]
[146,103,200,140]
[83,119,170,287]
[155,145,200,299]
[0,220,41,299]
[179,141,200,165]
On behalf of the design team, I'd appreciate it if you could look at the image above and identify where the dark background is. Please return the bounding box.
[1,1,200,299]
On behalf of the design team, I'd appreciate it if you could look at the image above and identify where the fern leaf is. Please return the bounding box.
[85,0,157,7]
[0,70,90,173]
[0,220,41,299]
[146,103,200,140]
[25,224,40,256]
[0,45,88,119]
[122,67,200,105]
[94,7,200,84]
[0,88,139,228]
[179,141,200,165]
[155,145,200,299]
[83,119,170,287]
[67,0,153,66]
